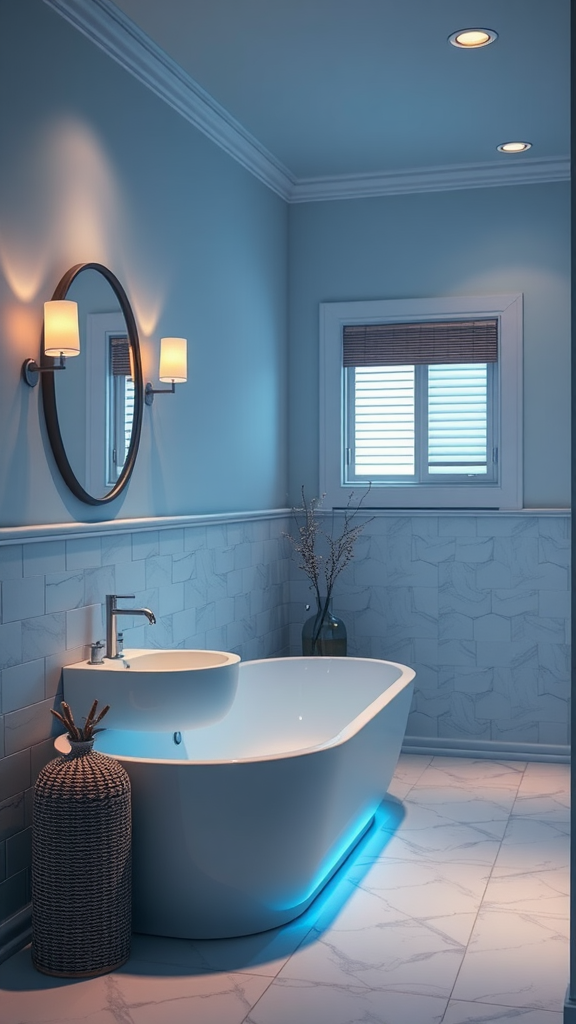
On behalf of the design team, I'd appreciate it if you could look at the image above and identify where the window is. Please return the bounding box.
[344,318,498,484]
[320,295,523,509]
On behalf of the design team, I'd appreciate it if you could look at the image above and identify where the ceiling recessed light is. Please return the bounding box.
[497,142,532,153]
[449,28,498,48]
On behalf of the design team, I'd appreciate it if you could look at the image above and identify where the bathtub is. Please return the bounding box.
[63,656,414,939]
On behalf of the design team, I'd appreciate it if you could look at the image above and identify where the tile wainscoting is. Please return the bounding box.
[0,510,292,960]
[289,509,570,762]
[0,506,570,961]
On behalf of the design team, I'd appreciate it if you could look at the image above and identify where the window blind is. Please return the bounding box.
[350,363,492,480]
[353,366,415,475]
[343,319,498,367]
[110,335,132,377]
[427,364,489,475]
[124,378,135,462]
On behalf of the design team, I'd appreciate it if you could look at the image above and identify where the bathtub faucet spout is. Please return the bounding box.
[105,594,156,659]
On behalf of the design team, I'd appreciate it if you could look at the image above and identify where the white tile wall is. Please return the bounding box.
[288,511,570,751]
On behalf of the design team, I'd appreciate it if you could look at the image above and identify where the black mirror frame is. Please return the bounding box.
[41,262,144,506]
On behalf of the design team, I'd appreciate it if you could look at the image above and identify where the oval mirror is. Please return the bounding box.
[41,263,144,505]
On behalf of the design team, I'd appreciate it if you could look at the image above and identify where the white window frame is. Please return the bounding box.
[319,294,523,509]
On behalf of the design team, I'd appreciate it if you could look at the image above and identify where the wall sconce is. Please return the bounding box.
[23,300,81,387]
[145,337,187,405]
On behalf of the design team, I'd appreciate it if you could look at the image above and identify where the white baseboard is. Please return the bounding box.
[402,735,570,763]
[0,905,31,964]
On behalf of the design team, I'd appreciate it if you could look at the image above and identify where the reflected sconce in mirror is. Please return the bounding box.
[145,337,187,406]
[22,300,81,387]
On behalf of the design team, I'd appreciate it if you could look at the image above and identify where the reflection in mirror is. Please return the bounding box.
[42,263,143,505]
[107,330,135,485]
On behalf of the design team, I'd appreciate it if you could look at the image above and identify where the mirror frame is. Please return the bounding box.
[41,262,144,505]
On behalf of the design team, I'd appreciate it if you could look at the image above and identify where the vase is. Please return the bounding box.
[302,596,347,656]
[32,737,132,977]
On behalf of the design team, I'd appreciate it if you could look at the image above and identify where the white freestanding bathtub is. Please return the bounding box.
[62,656,415,939]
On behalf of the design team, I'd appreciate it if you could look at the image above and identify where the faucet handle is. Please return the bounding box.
[89,640,105,665]
[115,594,135,600]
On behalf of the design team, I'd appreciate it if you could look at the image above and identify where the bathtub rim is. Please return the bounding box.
[55,656,415,767]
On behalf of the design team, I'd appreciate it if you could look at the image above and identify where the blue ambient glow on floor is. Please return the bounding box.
[268,798,403,923]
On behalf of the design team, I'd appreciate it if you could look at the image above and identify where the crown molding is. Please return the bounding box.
[43,0,295,200]
[44,0,569,204]
[291,156,570,202]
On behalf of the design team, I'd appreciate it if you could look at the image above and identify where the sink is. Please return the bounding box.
[62,649,240,731]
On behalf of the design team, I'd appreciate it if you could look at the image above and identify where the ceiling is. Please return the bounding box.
[107,0,569,183]
[51,0,569,199]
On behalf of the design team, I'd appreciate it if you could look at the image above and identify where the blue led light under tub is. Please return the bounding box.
[269,806,378,913]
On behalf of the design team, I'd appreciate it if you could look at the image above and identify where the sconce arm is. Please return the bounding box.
[145,381,176,406]
[23,355,67,388]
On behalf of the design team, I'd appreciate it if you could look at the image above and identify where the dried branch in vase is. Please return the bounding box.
[51,699,110,742]
[284,486,373,644]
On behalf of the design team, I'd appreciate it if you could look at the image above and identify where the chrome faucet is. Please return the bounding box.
[105,594,156,659]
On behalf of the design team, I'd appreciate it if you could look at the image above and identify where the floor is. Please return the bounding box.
[0,754,570,1024]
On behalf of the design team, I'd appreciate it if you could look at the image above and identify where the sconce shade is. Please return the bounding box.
[159,337,187,382]
[44,300,80,357]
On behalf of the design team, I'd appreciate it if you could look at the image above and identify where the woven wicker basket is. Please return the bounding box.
[32,739,131,977]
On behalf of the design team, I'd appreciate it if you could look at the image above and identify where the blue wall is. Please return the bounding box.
[288,184,571,508]
[1,3,569,524]
[0,0,288,526]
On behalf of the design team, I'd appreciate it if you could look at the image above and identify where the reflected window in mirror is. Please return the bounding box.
[108,334,135,485]
[85,311,137,496]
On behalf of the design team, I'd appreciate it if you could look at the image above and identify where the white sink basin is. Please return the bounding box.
[62,649,240,731]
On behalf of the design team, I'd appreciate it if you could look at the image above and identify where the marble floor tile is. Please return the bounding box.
[450,909,569,1011]
[416,757,526,789]
[353,857,490,920]
[276,885,469,999]
[377,800,507,864]
[523,761,570,781]
[481,862,569,917]
[0,949,272,1024]
[245,977,447,1024]
[441,999,564,1023]
[512,771,570,822]
[107,966,272,1024]
[407,782,518,822]
[312,870,480,947]
[496,816,571,870]
[511,788,570,821]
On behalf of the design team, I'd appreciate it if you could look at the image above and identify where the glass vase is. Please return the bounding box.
[302,596,347,656]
